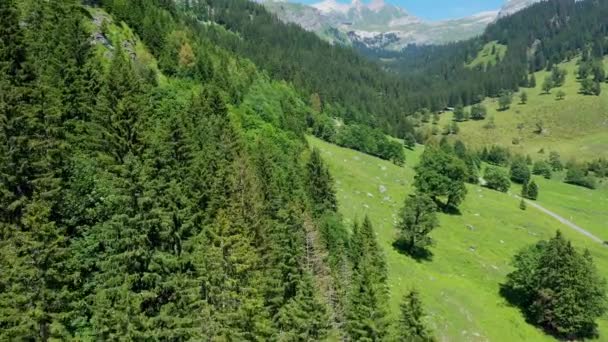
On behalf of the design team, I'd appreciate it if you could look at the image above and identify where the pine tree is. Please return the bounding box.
[0,1,71,338]
[346,216,388,341]
[93,45,146,164]
[505,231,607,339]
[526,180,539,200]
[307,148,338,215]
[398,290,435,342]
[275,273,331,341]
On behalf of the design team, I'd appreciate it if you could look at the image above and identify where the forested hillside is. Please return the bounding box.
[362,0,608,109]
[0,0,393,339]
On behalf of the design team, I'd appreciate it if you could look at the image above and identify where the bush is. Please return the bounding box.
[484,166,511,192]
[565,166,597,189]
[532,160,552,179]
[510,159,531,184]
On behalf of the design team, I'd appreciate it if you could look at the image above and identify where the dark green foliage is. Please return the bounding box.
[453,104,467,122]
[395,194,439,255]
[0,1,344,339]
[307,148,338,215]
[484,166,511,193]
[519,91,528,104]
[532,160,552,179]
[346,216,389,341]
[588,157,608,178]
[503,231,607,339]
[498,90,513,111]
[519,198,527,211]
[398,290,435,342]
[470,103,487,120]
[482,145,511,166]
[524,181,539,200]
[335,124,405,165]
[580,78,602,96]
[414,148,468,209]
[510,158,531,184]
[565,165,597,189]
[404,133,417,150]
[548,152,563,171]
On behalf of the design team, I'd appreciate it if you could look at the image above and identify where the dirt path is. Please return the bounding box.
[523,199,605,244]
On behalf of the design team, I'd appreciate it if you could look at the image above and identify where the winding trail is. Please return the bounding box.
[522,198,605,244]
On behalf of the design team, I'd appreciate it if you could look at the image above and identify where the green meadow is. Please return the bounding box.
[440,58,608,162]
[308,136,608,341]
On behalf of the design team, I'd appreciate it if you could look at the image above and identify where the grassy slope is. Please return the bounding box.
[440,58,608,161]
[466,41,507,69]
[308,136,608,341]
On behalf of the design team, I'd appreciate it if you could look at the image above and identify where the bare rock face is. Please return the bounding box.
[497,0,542,19]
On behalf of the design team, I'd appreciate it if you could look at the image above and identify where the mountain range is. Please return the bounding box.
[261,0,541,49]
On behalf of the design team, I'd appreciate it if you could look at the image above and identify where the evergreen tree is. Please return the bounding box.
[525,181,539,200]
[307,148,338,215]
[504,231,608,339]
[510,158,531,184]
[519,91,528,104]
[346,216,388,341]
[398,290,435,342]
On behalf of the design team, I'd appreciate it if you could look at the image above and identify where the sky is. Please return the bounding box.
[295,0,507,21]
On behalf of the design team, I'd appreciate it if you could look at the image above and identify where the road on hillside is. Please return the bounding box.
[522,198,605,244]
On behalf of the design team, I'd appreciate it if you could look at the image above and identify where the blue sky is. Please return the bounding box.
[295,0,507,21]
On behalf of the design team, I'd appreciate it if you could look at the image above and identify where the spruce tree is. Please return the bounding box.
[307,148,338,215]
[398,290,435,342]
[346,216,389,341]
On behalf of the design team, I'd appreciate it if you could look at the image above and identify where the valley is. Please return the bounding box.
[1,0,607,340]
[308,136,608,341]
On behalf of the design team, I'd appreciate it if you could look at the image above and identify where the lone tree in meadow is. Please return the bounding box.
[398,290,436,342]
[396,193,439,254]
[414,147,468,209]
[525,180,539,200]
[503,231,607,340]
[519,91,528,104]
[556,90,566,100]
[542,76,553,94]
[498,90,513,111]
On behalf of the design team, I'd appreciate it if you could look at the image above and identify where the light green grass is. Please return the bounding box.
[308,136,608,341]
[440,58,608,161]
[466,41,508,69]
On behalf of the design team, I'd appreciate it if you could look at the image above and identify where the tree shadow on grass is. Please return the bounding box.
[392,240,433,263]
[432,199,462,216]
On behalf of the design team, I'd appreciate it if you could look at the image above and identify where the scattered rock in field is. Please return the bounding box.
[355,190,361,194]
[383,196,390,202]
[500,240,505,244]
[491,265,499,270]
[469,246,476,252]
[363,204,369,209]
[466,224,475,231]
[367,193,374,198]
[379,185,387,193]
[474,213,480,217]
[380,165,387,171]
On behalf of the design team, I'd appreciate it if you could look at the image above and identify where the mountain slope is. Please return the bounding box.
[497,0,542,18]
[308,135,608,340]
[261,0,497,48]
